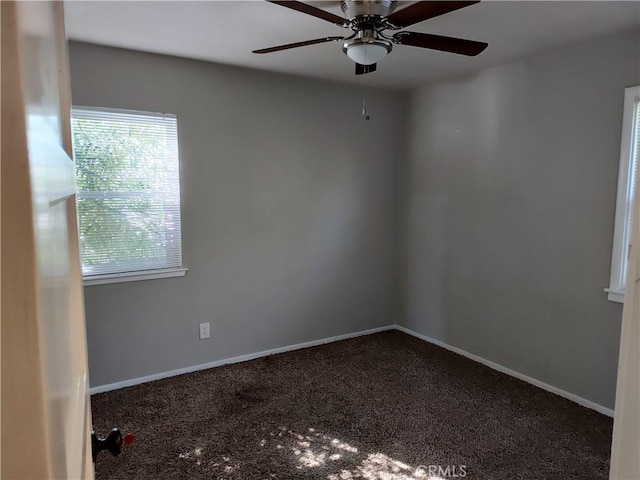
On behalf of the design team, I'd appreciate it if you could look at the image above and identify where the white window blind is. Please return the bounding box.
[621,96,640,286]
[71,107,183,280]
[607,86,640,302]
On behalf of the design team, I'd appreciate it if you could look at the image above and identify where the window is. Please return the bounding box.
[606,86,640,303]
[71,107,186,285]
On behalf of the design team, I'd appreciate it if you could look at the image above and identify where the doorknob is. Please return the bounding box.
[91,428,135,462]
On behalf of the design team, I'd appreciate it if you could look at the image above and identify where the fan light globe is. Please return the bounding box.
[346,43,388,65]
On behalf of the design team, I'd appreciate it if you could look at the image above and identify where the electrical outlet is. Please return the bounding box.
[199,322,210,340]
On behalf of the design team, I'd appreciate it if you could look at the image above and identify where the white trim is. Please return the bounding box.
[89,325,395,394]
[395,325,614,418]
[604,288,625,304]
[89,324,615,418]
[83,267,187,286]
[607,85,640,302]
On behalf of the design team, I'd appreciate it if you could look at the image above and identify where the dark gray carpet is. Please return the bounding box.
[91,331,612,479]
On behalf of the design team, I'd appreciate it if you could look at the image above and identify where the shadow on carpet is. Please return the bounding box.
[91,331,612,479]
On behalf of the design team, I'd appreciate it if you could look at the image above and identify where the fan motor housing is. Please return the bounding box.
[341,0,396,21]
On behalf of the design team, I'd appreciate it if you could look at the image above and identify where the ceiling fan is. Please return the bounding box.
[253,0,488,75]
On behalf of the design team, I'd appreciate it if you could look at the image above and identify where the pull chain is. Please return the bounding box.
[362,76,370,121]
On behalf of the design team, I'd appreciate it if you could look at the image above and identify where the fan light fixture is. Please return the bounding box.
[343,36,393,65]
[345,43,389,65]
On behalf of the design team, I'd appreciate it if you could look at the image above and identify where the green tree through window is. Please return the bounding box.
[72,108,183,277]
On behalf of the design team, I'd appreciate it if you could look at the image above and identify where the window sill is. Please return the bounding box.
[83,267,188,286]
[604,288,625,304]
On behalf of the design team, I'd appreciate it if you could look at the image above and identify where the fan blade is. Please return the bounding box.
[394,31,487,56]
[355,63,377,75]
[385,1,480,28]
[267,1,348,27]
[253,36,344,54]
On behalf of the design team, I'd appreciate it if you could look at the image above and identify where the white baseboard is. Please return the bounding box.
[394,325,615,418]
[89,325,395,394]
[90,323,615,418]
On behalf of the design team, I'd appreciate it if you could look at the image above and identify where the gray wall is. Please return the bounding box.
[398,29,640,409]
[69,42,405,387]
[72,28,638,408]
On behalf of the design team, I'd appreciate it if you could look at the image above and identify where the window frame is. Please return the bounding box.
[606,85,640,303]
[71,106,187,286]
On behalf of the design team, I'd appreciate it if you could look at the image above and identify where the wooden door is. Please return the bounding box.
[1,1,94,478]
[609,140,640,477]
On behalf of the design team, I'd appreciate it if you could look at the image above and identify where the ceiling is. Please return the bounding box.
[64,1,640,90]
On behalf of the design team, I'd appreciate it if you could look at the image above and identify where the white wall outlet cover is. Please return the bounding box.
[199,322,210,339]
